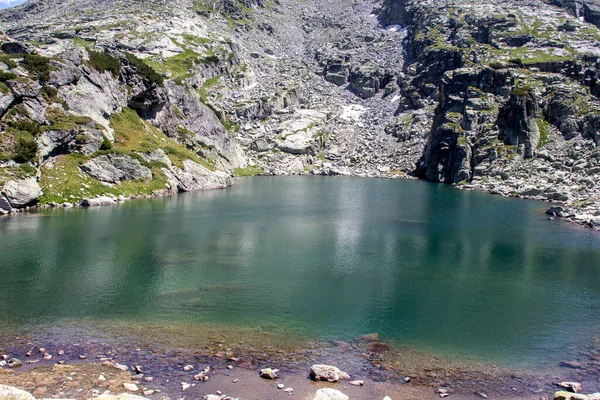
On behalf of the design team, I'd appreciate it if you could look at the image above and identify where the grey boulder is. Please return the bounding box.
[81,153,152,183]
[2,178,42,208]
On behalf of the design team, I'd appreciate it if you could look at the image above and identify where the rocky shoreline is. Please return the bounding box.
[2,321,600,400]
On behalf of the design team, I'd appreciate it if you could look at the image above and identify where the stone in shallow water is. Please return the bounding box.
[558,382,583,393]
[310,364,349,382]
[260,367,279,379]
[7,358,22,368]
[312,388,349,400]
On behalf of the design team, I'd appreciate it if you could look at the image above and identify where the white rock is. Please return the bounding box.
[0,384,36,400]
[312,388,349,400]
[123,383,139,392]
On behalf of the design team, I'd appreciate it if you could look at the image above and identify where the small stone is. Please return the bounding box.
[404,376,411,383]
[38,348,45,354]
[475,392,488,399]
[98,375,106,382]
[558,382,583,393]
[25,350,34,357]
[181,382,191,391]
[123,383,139,392]
[260,368,279,380]
[144,390,155,396]
[113,362,129,371]
[43,353,52,361]
[144,377,154,382]
[184,365,194,371]
[0,355,8,360]
[216,390,222,395]
[277,384,285,389]
[232,379,239,383]
[194,366,211,382]
[58,350,64,356]
[78,355,87,360]
[0,361,6,367]
[284,387,294,394]
[227,365,233,370]
[134,365,143,374]
[349,380,364,386]
[7,358,22,368]
[383,397,392,400]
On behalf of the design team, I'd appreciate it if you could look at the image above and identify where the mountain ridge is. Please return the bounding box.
[0,0,599,228]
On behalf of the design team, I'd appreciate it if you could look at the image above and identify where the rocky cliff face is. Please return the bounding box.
[0,0,599,226]
[378,0,600,226]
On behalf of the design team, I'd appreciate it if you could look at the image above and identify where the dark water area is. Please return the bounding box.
[1,176,600,370]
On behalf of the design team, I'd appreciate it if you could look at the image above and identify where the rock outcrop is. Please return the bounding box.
[81,154,153,184]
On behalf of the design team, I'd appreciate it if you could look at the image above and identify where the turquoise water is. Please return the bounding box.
[1,176,600,367]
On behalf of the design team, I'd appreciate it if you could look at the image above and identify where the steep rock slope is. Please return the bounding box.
[378,0,600,226]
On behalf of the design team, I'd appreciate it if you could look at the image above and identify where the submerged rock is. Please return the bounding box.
[310,364,350,382]
[7,358,22,368]
[559,382,583,393]
[259,367,279,379]
[312,388,349,400]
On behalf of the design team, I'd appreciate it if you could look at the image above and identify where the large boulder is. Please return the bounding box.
[163,160,232,192]
[81,153,152,183]
[0,384,36,400]
[2,178,42,208]
[310,365,350,382]
[312,388,349,400]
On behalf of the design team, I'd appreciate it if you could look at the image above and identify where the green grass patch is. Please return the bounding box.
[20,53,55,82]
[536,118,552,148]
[38,153,169,204]
[109,108,214,170]
[125,53,164,86]
[87,49,121,76]
[234,165,264,176]
[146,48,199,83]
